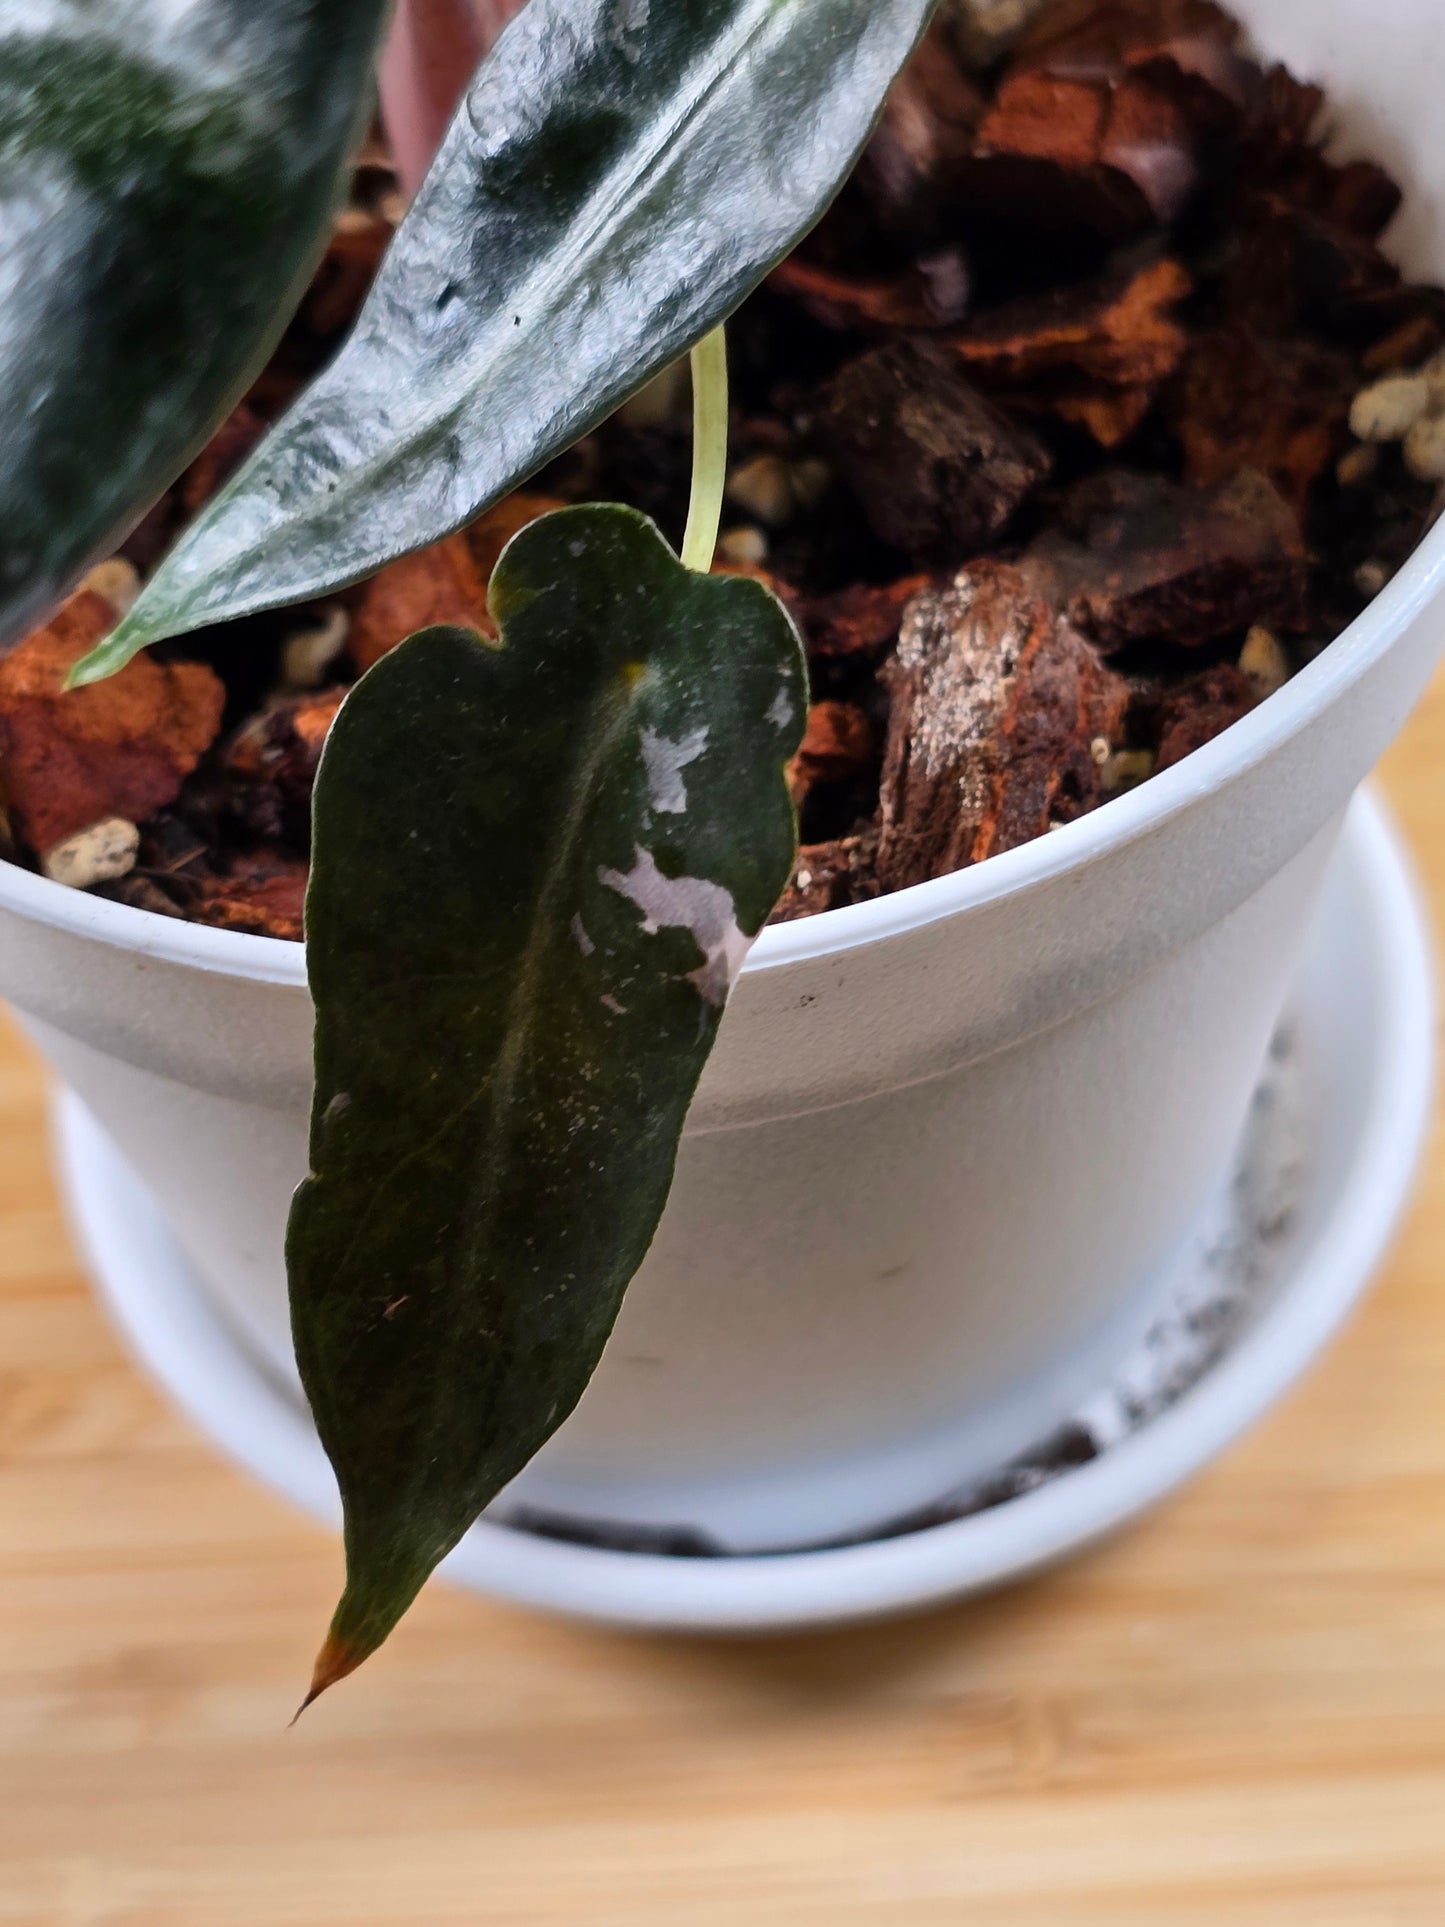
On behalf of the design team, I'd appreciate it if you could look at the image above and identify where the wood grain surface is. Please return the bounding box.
[2,681,1445,1925]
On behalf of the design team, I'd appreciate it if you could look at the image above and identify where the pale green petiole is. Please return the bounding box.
[680,326,729,574]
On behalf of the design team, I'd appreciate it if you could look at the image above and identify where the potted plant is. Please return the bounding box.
[1,0,1442,1706]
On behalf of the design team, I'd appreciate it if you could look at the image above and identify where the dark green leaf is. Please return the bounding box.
[0,0,392,649]
[77,0,936,681]
[290,505,806,1694]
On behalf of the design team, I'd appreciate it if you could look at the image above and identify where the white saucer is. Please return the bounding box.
[55,789,1436,1633]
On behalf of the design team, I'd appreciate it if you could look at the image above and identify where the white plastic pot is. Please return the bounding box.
[3,0,1443,1553]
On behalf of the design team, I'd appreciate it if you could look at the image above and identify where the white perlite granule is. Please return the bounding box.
[41,817,140,891]
[940,0,1053,69]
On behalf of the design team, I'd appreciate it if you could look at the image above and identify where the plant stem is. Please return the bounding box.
[681,326,728,573]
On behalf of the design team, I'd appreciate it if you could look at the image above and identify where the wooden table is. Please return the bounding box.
[3,696,1445,1927]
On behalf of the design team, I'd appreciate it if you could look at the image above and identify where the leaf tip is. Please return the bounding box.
[67,600,165,689]
[290,1630,370,1723]
[63,648,109,692]
[67,630,137,689]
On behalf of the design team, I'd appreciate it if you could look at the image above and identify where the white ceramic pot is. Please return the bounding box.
[4,0,1443,1553]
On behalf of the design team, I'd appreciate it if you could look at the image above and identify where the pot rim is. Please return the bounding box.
[2,513,1441,989]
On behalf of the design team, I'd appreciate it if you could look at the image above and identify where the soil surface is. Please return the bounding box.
[1,0,1440,938]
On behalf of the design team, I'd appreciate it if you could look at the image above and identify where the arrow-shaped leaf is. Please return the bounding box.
[290,505,806,1696]
[76,0,937,682]
[0,0,392,650]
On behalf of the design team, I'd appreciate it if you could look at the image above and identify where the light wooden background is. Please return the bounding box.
[3,685,1445,1926]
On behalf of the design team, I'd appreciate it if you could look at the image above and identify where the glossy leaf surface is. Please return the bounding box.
[0,0,392,649]
[79,0,936,681]
[290,505,806,1688]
